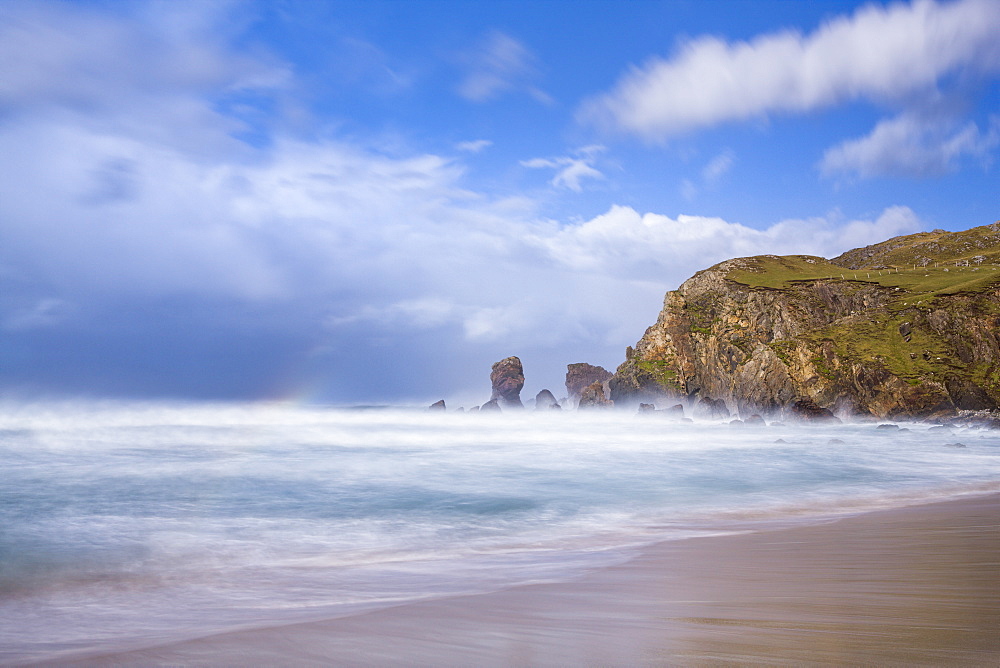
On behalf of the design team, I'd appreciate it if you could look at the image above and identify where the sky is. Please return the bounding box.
[1,0,998,406]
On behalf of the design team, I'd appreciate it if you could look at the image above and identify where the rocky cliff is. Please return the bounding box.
[610,223,1000,419]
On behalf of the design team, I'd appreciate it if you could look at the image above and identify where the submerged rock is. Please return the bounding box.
[490,357,525,409]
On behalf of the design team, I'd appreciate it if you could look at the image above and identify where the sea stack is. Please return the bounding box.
[534,389,561,410]
[490,356,525,409]
[565,363,612,407]
[480,399,502,412]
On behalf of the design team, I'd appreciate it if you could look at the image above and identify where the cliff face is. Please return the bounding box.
[610,224,1000,419]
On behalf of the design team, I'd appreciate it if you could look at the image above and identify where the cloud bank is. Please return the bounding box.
[0,1,933,403]
[1,104,921,400]
[821,112,1000,177]
[581,0,1000,140]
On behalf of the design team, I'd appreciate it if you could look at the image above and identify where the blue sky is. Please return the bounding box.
[1,0,998,405]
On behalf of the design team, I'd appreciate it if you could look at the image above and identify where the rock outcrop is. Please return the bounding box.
[694,396,730,420]
[490,356,525,409]
[565,363,612,405]
[789,398,839,422]
[480,399,501,412]
[610,224,1000,419]
[428,400,446,411]
[534,389,561,410]
[578,381,613,409]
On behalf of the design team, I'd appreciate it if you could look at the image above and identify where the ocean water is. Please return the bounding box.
[2,401,999,663]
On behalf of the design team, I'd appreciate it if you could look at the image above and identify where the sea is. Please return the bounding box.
[2,400,999,663]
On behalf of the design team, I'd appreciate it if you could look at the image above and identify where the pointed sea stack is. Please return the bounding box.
[534,389,561,410]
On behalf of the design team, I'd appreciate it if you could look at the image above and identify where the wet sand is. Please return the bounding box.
[67,493,1000,667]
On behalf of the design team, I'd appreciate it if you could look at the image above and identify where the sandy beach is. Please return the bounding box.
[59,492,1000,667]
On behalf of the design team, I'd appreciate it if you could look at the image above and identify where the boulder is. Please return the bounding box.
[694,397,730,420]
[790,398,840,422]
[534,389,561,410]
[662,404,685,419]
[578,381,613,410]
[490,357,525,409]
[479,399,501,412]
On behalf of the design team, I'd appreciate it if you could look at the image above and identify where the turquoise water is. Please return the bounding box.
[2,401,999,662]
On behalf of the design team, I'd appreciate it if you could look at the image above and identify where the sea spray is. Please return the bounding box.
[2,401,999,662]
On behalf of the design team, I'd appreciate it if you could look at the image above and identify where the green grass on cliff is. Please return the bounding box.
[727,254,1000,306]
[831,223,1000,269]
[810,314,956,385]
[633,360,682,391]
[724,248,1000,389]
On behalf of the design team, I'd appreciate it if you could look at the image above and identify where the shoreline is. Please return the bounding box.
[62,492,1000,666]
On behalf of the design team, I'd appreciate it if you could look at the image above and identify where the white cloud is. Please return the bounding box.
[326,298,457,330]
[580,0,1000,140]
[2,298,70,331]
[680,179,698,201]
[679,149,735,200]
[820,112,1000,177]
[456,31,550,103]
[0,1,289,155]
[538,204,922,281]
[702,149,735,183]
[521,147,606,192]
[456,139,493,153]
